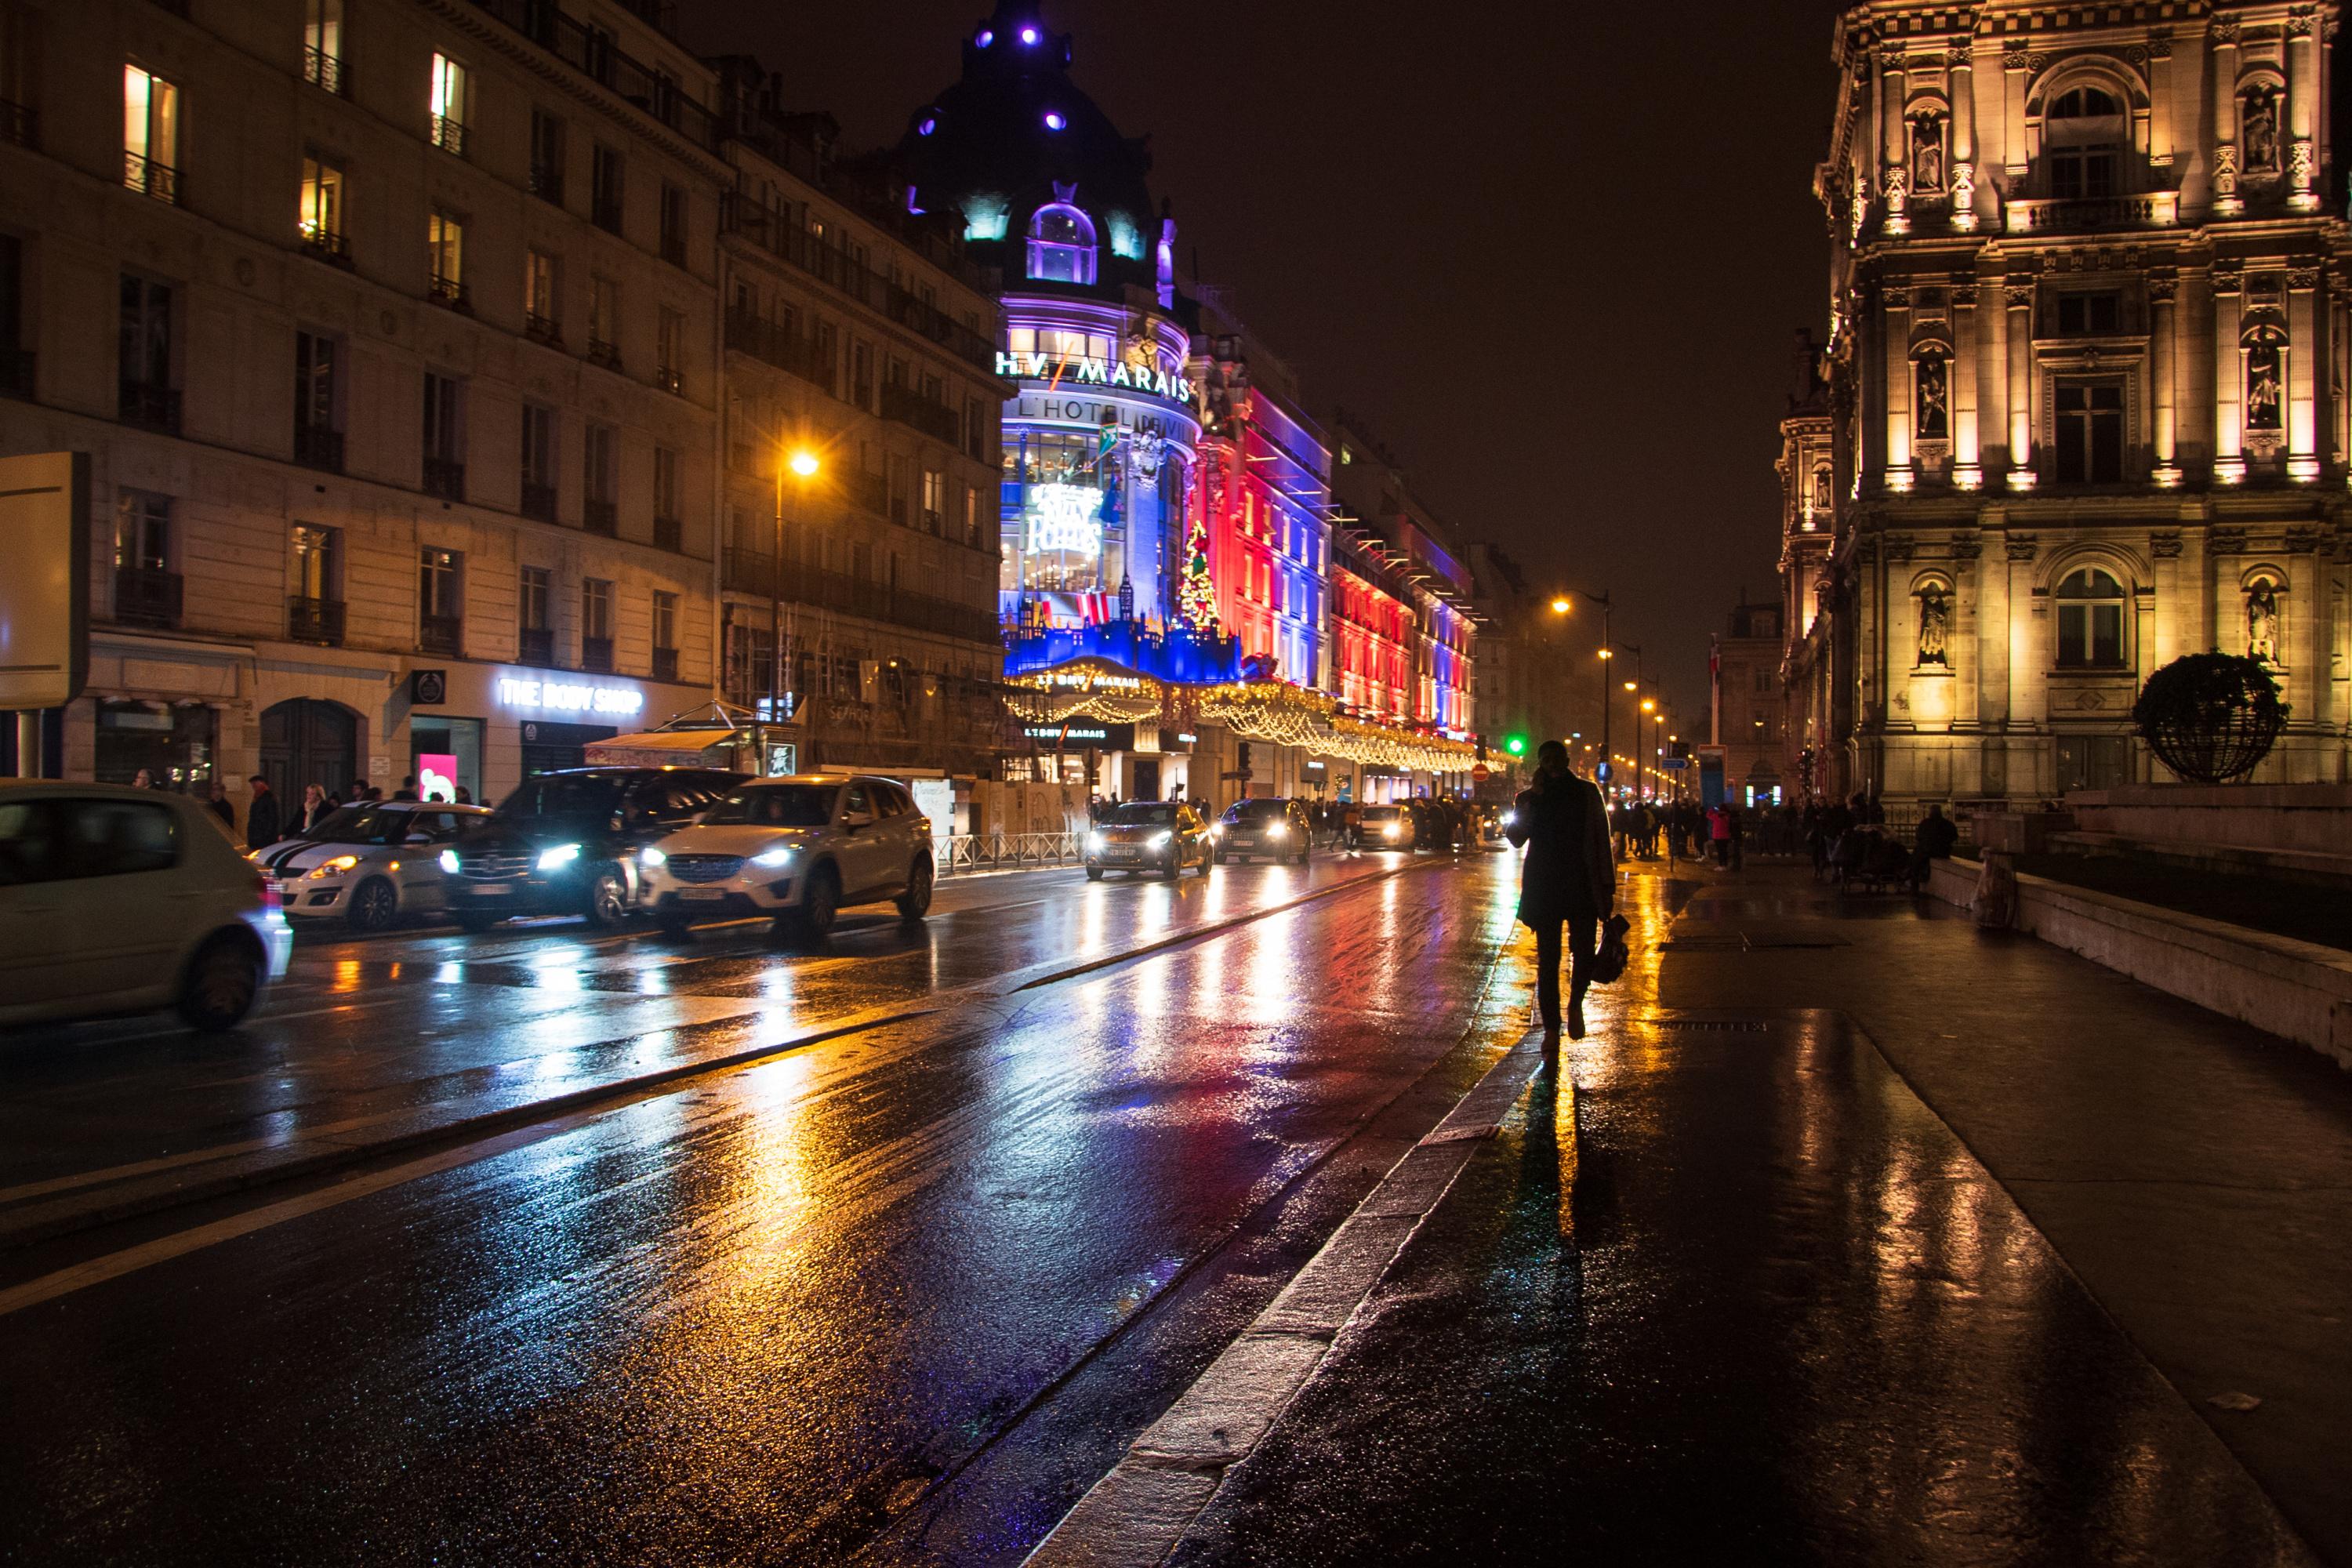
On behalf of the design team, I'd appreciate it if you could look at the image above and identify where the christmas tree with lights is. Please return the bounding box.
[1177,509,1214,627]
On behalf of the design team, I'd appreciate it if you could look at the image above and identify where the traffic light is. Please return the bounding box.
[1504,735,1527,757]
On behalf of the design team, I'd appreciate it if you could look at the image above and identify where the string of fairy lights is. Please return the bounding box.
[1011,668,1478,775]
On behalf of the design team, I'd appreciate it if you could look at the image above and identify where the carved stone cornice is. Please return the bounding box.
[1950,535,1982,560]
[2284,524,2322,552]
[2211,14,2241,45]
[2005,534,2039,562]
[1886,534,1916,564]
[2151,531,2183,559]
[2208,525,2248,554]
[2148,275,2178,303]
[2288,267,2321,292]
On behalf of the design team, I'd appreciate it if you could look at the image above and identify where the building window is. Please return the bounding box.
[651,590,678,681]
[2045,86,2122,201]
[583,422,617,534]
[429,53,466,156]
[656,307,684,392]
[113,490,172,626]
[887,453,910,525]
[528,109,564,202]
[588,275,619,368]
[2055,568,2126,669]
[293,331,342,472]
[288,523,341,642]
[298,155,347,263]
[423,373,464,499]
[920,466,945,533]
[652,444,679,525]
[1026,201,1097,285]
[118,274,176,431]
[581,578,613,671]
[590,143,622,234]
[2053,380,2123,483]
[659,182,686,265]
[427,211,467,308]
[419,547,463,654]
[122,64,179,202]
[851,340,874,408]
[962,484,979,547]
[521,403,557,521]
[518,564,552,665]
[2056,292,2122,336]
[303,0,343,93]
[524,249,560,343]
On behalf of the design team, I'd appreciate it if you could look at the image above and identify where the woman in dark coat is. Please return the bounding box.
[1506,739,1616,1044]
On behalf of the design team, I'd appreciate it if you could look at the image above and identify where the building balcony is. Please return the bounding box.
[429,274,471,313]
[2003,191,2180,234]
[287,595,345,646]
[303,47,343,95]
[123,151,178,205]
[592,198,623,235]
[653,515,682,553]
[525,313,563,347]
[0,348,32,401]
[879,381,962,445]
[586,336,621,371]
[1,98,37,150]
[418,614,463,656]
[651,645,679,683]
[655,365,684,395]
[431,115,467,158]
[118,379,180,434]
[299,226,354,268]
[583,499,618,535]
[720,550,1001,645]
[521,481,558,523]
[722,306,834,395]
[580,635,614,673]
[423,457,466,502]
[517,626,555,666]
[528,165,563,204]
[114,567,183,629]
[851,470,887,517]
[293,422,344,474]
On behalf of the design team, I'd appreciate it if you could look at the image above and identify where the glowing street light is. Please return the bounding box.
[1550,596,1572,615]
[787,449,820,479]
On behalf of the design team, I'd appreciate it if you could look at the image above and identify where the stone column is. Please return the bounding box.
[2003,45,2031,177]
[2151,274,2180,484]
[2180,527,2212,655]
[2148,37,2176,169]
[1952,537,1982,728]
[1977,517,2010,732]
[2289,268,2321,479]
[2214,267,2246,482]
[2151,532,2184,667]
[2006,282,2035,488]
[2212,18,2244,216]
[1882,48,1911,234]
[1950,43,1979,231]
[1955,285,1981,485]
[2288,11,2321,211]
[1885,287,1914,486]
[1980,266,2009,470]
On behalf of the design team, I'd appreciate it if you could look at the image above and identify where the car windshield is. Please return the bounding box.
[1102,802,1178,826]
[299,805,414,845]
[1225,800,1289,824]
[1363,806,1403,820]
[702,784,837,827]
[493,775,623,825]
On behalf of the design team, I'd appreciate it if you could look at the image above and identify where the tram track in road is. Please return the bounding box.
[0,854,1451,1286]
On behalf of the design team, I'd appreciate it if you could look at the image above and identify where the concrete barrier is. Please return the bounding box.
[1930,855,2352,1070]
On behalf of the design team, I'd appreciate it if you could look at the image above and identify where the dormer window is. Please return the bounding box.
[1027,199,1096,285]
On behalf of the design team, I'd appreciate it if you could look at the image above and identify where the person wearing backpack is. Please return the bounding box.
[1506,739,1615,1047]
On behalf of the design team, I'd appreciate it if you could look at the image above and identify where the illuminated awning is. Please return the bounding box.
[586,728,743,755]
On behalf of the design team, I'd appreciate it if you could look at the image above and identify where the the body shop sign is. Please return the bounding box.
[496,674,644,718]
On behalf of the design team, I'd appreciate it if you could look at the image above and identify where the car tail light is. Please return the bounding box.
[255,869,281,913]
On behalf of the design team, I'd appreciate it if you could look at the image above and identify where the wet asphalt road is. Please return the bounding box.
[0,851,1519,1565]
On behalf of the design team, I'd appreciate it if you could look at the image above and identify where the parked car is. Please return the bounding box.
[441,768,746,931]
[251,800,491,931]
[1352,804,1413,850]
[1213,797,1314,866]
[1084,800,1211,880]
[0,780,293,1029]
[639,775,934,939]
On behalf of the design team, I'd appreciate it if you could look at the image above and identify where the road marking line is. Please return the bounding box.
[1023,1029,1553,1567]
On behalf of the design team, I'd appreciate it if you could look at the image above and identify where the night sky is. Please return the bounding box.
[672,1,1845,725]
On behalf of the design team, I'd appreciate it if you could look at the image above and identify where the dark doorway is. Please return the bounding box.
[1131,757,1161,801]
[260,699,359,800]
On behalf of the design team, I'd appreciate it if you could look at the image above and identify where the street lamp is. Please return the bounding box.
[1641,697,1657,801]
[768,446,821,772]
[1550,596,1571,615]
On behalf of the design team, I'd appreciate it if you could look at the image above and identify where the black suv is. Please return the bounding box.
[1213,797,1315,865]
[441,768,745,931]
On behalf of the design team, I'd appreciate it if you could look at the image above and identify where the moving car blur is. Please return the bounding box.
[1213,797,1313,865]
[1085,800,1210,879]
[441,768,744,931]
[251,800,491,931]
[640,775,935,939]
[1352,803,1412,850]
[0,780,292,1029]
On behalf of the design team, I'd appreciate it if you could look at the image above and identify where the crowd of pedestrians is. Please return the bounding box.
[105,769,472,850]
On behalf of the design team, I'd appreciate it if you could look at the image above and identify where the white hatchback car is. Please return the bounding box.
[0,781,294,1029]
[638,774,934,939]
[252,800,491,931]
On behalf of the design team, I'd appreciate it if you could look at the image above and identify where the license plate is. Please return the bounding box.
[1105,851,1137,862]
[470,883,510,895]
[678,887,726,901]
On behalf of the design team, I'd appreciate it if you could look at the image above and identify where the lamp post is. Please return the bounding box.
[768,446,820,773]
[1550,589,1610,782]
[1611,639,1641,800]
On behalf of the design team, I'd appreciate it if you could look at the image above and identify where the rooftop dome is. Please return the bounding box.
[891,2,1169,301]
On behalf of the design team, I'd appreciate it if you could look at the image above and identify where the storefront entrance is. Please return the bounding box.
[260,699,359,800]
[1130,757,1161,802]
[520,720,618,777]
[94,699,218,792]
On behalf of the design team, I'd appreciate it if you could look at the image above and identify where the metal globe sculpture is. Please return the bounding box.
[2130,652,2288,784]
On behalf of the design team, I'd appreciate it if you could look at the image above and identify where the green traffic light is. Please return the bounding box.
[1504,735,1526,757]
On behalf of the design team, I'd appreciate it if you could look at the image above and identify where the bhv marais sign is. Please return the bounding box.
[996,350,1196,407]
[496,674,645,717]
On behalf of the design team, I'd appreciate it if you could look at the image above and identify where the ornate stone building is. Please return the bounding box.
[1794,0,2351,804]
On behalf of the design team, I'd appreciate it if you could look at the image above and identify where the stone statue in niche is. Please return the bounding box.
[1910,111,1946,193]
[2246,579,2280,662]
[2247,343,2285,430]
[1915,355,1949,440]
[2243,85,2282,172]
[1916,584,1951,666]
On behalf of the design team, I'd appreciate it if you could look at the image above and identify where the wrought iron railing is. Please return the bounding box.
[294,423,344,473]
[517,626,555,666]
[521,481,558,522]
[431,115,467,158]
[114,567,182,628]
[463,0,719,152]
[880,381,962,444]
[287,596,345,645]
[581,635,614,673]
[719,549,1000,644]
[423,457,466,501]
[723,306,833,394]
[300,227,353,267]
[719,194,997,372]
[430,274,471,311]
[583,499,618,535]
[119,380,180,434]
[1,98,38,149]
[124,151,178,203]
[303,48,343,95]
[419,614,463,655]
[652,515,682,552]
[652,646,679,682]
[525,313,563,347]
[934,832,1083,875]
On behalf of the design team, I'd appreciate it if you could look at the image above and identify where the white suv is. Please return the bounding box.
[638,775,934,939]
[0,781,294,1029]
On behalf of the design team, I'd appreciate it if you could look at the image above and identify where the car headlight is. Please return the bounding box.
[537,843,582,872]
[1208,823,1223,837]
[1383,822,1402,839]
[439,849,460,874]
[1087,831,1105,852]
[307,854,361,878]
[750,846,794,868]
[1502,811,1516,827]
[1150,830,1173,848]
[1265,822,1287,839]
[640,846,667,868]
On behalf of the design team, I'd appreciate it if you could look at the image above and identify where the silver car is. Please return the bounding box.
[639,775,934,939]
[251,800,491,931]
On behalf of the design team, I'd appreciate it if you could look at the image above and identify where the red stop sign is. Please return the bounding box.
[1472,764,1491,782]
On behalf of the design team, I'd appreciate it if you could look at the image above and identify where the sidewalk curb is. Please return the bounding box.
[1022,1031,1556,1568]
[1,859,1438,1256]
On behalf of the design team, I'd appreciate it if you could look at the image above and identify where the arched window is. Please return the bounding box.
[2055,568,2127,668]
[2043,82,2127,199]
[1026,201,1097,285]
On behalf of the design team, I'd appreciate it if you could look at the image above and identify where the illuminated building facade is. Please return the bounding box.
[1329,419,1477,735]
[1799,0,2352,804]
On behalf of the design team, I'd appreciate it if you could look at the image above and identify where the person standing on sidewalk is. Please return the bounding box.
[1506,739,1614,1047]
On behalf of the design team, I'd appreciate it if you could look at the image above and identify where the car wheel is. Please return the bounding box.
[1194,848,1211,877]
[896,855,935,920]
[176,933,262,1031]
[1161,854,1181,880]
[1212,851,1226,866]
[583,864,631,928]
[347,877,400,934]
[798,864,840,941]
[457,911,506,933]
[1086,865,1105,881]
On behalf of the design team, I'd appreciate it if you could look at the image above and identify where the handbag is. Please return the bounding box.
[1588,913,1632,985]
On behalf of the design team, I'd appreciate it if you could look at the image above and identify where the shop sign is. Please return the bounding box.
[1019,661,1149,694]
[1023,482,1103,557]
[1022,722,1136,750]
[417,753,459,800]
[495,674,645,718]
[996,350,1196,407]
